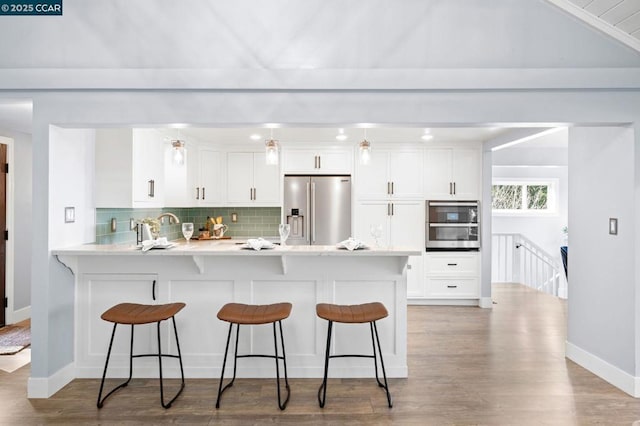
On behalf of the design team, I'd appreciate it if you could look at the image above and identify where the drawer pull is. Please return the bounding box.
[447,285,458,288]
[447,263,458,266]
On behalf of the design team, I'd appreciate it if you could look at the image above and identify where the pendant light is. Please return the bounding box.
[171,140,186,167]
[265,128,280,165]
[359,129,371,165]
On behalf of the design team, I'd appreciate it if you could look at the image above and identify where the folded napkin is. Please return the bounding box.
[246,238,276,251]
[141,237,169,252]
[337,237,366,251]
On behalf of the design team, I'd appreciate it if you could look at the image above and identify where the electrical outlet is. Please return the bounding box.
[64,207,75,223]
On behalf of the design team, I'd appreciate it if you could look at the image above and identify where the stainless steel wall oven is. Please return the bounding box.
[426,200,480,250]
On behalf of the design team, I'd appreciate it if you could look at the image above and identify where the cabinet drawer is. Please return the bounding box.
[425,254,479,275]
[426,278,479,298]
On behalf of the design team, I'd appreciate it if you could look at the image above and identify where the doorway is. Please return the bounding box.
[0,143,5,327]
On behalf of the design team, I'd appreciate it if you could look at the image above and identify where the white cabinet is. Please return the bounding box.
[282,148,352,174]
[356,148,423,200]
[226,152,280,205]
[95,129,165,208]
[355,200,425,297]
[195,148,223,206]
[76,274,159,371]
[424,147,480,200]
[424,252,480,299]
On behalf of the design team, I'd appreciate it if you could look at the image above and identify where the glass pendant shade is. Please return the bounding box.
[171,140,186,167]
[359,139,371,165]
[265,139,280,165]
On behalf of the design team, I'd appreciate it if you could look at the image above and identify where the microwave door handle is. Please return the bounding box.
[429,202,478,207]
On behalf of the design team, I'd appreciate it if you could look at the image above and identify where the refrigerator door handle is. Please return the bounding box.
[306,181,311,244]
[311,182,316,243]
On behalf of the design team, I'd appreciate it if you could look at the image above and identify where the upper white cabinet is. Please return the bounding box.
[424,147,480,200]
[196,147,223,206]
[226,152,280,205]
[95,129,165,208]
[355,148,423,200]
[164,143,223,208]
[282,148,353,174]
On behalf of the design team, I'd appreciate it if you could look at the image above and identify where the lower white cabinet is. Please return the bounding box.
[355,200,425,298]
[423,252,480,299]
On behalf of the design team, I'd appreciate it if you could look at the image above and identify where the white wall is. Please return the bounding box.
[568,127,635,375]
[48,127,96,247]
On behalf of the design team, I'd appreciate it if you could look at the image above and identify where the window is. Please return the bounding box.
[492,179,556,215]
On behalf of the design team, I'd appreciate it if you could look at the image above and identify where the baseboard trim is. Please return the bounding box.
[27,363,75,398]
[408,298,479,306]
[12,305,31,323]
[565,341,639,397]
[478,297,493,309]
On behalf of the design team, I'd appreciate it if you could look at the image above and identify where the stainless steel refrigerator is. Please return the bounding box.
[283,175,351,245]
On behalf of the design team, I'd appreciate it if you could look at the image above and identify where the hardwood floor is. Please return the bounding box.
[1,284,639,424]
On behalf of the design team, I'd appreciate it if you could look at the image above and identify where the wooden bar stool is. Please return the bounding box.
[97,302,186,409]
[316,302,393,408]
[216,302,292,410]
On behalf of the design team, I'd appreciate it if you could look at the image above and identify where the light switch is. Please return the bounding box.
[64,207,75,223]
[609,218,618,235]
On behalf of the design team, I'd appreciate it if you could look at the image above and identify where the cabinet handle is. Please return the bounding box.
[152,279,157,301]
[449,182,452,195]
[202,187,206,200]
[253,187,256,200]
[387,182,390,195]
[447,285,458,289]
[391,203,394,216]
[391,182,394,195]
[318,155,321,169]
[250,188,253,200]
[148,179,155,198]
[314,155,318,169]
[447,263,458,266]
[453,182,456,195]
[196,187,200,200]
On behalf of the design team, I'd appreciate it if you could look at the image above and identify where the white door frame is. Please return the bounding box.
[0,135,15,325]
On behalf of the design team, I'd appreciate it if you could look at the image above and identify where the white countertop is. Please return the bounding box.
[52,240,421,257]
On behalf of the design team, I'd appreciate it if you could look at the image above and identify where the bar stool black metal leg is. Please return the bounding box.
[97,323,135,408]
[273,320,290,410]
[156,317,185,409]
[372,321,392,408]
[216,323,239,408]
[370,322,383,387]
[318,320,333,408]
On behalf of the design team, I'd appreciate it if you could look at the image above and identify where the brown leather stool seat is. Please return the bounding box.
[102,302,186,325]
[216,302,292,410]
[316,302,393,409]
[217,302,292,325]
[97,302,186,409]
[316,302,388,324]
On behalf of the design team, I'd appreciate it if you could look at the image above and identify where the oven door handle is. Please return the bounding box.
[429,223,479,227]
[428,202,478,207]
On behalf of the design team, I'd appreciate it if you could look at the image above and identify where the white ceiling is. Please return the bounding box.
[550,0,640,51]
[173,126,508,146]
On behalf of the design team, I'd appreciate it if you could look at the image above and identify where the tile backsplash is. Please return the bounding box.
[96,207,281,245]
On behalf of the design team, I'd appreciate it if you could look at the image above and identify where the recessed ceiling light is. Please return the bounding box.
[250,134,262,141]
[336,128,348,141]
[421,134,434,141]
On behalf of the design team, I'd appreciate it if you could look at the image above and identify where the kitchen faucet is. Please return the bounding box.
[157,212,180,224]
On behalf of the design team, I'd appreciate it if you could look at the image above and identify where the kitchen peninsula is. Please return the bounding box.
[52,241,419,385]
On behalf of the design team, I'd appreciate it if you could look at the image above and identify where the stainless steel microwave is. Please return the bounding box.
[426,200,480,250]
